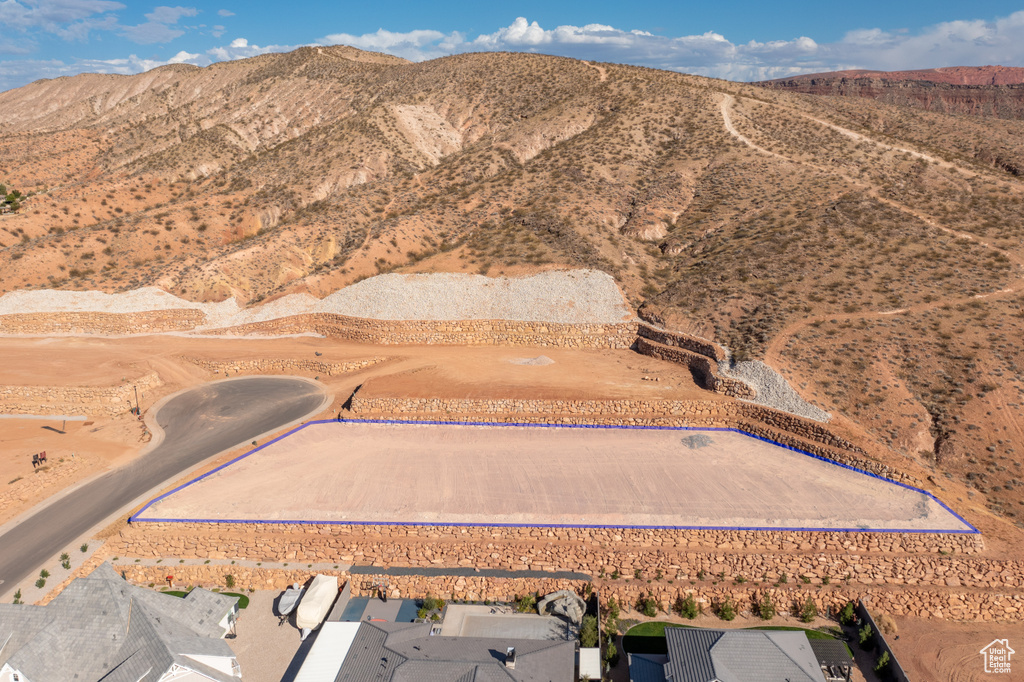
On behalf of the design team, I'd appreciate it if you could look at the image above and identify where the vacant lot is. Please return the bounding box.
[139,421,971,532]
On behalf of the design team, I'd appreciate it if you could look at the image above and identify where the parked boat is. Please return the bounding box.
[277,583,304,625]
[296,575,339,640]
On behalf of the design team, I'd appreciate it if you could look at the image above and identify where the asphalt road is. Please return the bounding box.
[0,377,326,594]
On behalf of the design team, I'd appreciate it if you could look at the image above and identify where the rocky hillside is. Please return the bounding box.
[1,48,1024,525]
[756,66,1024,122]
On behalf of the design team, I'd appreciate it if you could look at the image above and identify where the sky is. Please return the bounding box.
[2,1,1024,92]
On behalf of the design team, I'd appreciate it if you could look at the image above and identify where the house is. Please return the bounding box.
[335,620,576,681]
[0,563,241,682]
[629,627,831,682]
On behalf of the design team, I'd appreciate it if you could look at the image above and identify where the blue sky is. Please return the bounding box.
[2,1,1024,91]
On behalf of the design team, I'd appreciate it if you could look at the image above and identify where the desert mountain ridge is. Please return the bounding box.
[757,65,1024,121]
[1,46,1024,525]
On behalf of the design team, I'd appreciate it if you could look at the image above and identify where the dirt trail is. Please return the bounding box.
[719,91,1024,388]
[581,61,608,82]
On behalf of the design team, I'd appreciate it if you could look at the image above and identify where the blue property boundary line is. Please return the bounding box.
[130,418,979,535]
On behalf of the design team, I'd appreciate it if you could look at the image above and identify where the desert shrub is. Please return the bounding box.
[838,601,856,625]
[224,574,235,589]
[758,593,776,621]
[675,594,700,619]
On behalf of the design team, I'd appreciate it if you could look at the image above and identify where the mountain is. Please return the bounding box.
[1,47,1024,525]
[756,65,1024,121]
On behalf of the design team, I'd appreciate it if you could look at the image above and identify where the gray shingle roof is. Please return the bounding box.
[336,621,574,682]
[808,638,853,668]
[0,562,238,682]
[664,628,827,682]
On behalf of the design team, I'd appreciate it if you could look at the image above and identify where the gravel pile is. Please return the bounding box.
[0,270,635,330]
[313,270,633,323]
[720,360,832,423]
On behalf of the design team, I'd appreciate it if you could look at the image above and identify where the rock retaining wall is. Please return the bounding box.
[635,337,754,398]
[180,356,388,377]
[0,310,204,335]
[209,313,639,349]
[64,561,1024,622]
[0,371,161,416]
[349,395,913,485]
[637,323,727,362]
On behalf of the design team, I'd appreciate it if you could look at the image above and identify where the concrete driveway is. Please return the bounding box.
[0,376,328,597]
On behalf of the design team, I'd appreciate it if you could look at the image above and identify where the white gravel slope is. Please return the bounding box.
[0,270,634,329]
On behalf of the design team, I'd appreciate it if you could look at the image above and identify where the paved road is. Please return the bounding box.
[0,377,326,594]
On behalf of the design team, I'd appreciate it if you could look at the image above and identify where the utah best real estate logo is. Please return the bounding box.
[980,639,1015,674]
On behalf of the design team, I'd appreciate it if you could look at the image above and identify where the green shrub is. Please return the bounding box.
[642,597,658,618]
[423,594,438,611]
[40,570,49,579]
[80,544,89,553]
[606,597,620,621]
[516,594,536,613]
[35,578,46,589]
[224,574,235,589]
[717,598,736,621]
[758,594,776,620]
[417,607,429,619]
[677,594,700,619]
[12,590,22,604]
[800,596,818,623]
[580,615,599,648]
[874,650,891,673]
[859,624,874,649]
[604,640,619,666]
[838,601,856,625]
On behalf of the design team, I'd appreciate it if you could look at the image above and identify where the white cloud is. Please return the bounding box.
[6,11,1024,94]
[120,5,198,44]
[217,8,234,17]
[311,13,1024,81]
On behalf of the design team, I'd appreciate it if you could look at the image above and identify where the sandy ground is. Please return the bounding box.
[0,335,709,525]
[140,421,970,531]
[889,616,1023,681]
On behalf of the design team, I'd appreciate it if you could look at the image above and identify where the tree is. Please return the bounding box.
[838,601,856,625]
[874,650,891,673]
[758,593,776,621]
[717,597,736,621]
[606,597,620,621]
[580,615,599,648]
[858,623,874,650]
[800,596,817,623]
[676,593,700,619]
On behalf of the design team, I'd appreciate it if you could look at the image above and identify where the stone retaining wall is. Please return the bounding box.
[0,310,204,335]
[0,371,161,416]
[635,337,755,398]
[637,323,728,362]
[209,313,639,349]
[349,395,915,485]
[65,561,1024,622]
[116,523,1006,591]
[180,356,388,377]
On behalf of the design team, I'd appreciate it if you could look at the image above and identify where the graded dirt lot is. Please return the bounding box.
[138,421,971,531]
[0,334,710,524]
[889,616,1023,681]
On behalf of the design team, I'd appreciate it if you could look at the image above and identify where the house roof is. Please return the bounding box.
[808,638,853,669]
[664,628,826,682]
[335,621,575,682]
[0,563,238,682]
